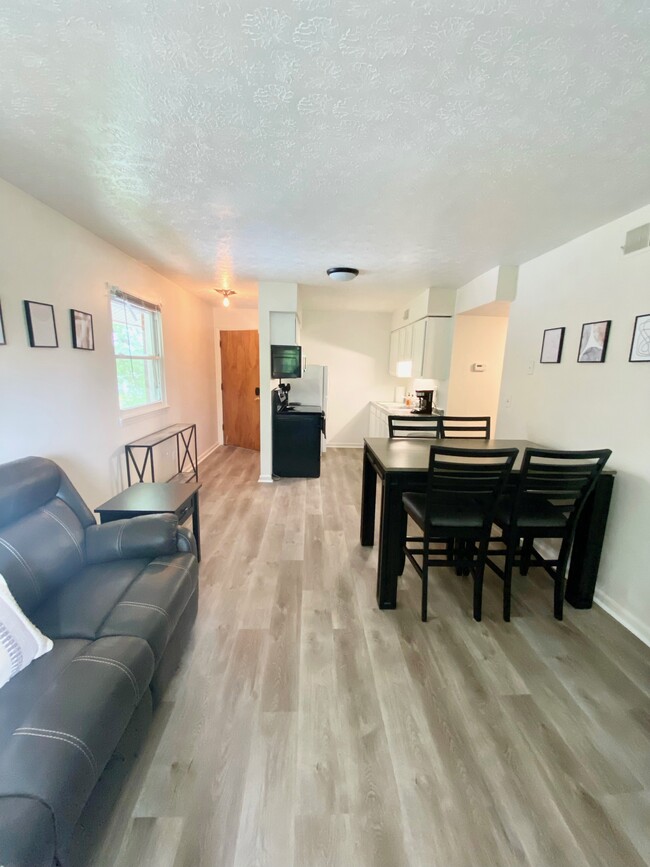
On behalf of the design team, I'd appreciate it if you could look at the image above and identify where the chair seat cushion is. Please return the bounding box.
[0,635,154,851]
[402,491,486,531]
[495,494,568,530]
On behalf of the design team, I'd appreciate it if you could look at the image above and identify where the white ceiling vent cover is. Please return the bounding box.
[622,223,650,255]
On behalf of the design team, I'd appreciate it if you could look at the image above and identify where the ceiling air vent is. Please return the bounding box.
[622,223,650,255]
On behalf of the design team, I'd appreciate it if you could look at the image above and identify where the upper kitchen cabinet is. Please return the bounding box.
[389,316,452,379]
[270,312,300,345]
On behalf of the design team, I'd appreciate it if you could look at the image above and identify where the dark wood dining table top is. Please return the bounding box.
[364,437,550,474]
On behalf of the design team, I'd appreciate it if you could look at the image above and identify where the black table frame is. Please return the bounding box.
[125,423,198,486]
[360,438,614,611]
[95,482,202,562]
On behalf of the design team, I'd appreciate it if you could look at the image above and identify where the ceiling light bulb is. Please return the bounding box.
[223,296,230,307]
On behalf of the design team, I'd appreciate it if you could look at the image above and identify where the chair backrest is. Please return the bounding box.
[388,415,441,438]
[439,416,491,439]
[513,448,612,540]
[425,445,518,532]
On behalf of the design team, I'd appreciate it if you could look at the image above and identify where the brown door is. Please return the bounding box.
[220,330,260,450]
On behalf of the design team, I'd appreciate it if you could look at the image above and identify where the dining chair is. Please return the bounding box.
[401,445,518,622]
[488,447,612,621]
[388,416,442,438]
[439,416,491,439]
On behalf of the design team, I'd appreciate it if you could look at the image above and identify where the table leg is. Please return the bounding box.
[192,493,202,563]
[566,474,614,608]
[360,443,377,546]
[376,476,402,609]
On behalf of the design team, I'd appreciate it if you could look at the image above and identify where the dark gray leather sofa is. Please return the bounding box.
[0,457,199,867]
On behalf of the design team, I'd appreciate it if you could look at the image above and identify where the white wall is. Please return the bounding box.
[455,265,518,315]
[447,314,509,427]
[0,178,218,509]
[497,203,650,644]
[213,307,259,446]
[301,310,398,446]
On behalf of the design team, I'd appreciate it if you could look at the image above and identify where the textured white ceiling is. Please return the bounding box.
[1,0,650,311]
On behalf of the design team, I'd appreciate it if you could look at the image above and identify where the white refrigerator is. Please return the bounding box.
[289,364,328,453]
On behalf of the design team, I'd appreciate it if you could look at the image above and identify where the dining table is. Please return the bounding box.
[359,437,615,611]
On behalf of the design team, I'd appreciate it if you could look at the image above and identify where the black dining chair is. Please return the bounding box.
[388,416,442,438]
[439,416,491,439]
[401,445,518,622]
[488,447,612,621]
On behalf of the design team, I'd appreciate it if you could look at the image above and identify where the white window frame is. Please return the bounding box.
[109,287,168,421]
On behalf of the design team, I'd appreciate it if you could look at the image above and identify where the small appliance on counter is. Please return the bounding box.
[411,378,436,415]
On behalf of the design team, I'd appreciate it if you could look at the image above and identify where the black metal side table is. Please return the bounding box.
[124,423,198,486]
[95,481,202,561]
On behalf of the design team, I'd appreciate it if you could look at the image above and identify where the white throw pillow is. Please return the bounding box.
[0,573,53,690]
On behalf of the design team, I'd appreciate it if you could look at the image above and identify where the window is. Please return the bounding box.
[110,288,165,412]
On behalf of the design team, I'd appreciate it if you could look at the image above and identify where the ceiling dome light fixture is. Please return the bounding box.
[327,267,359,282]
[214,288,237,307]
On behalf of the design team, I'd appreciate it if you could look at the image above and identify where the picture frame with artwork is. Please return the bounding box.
[24,300,58,348]
[629,313,650,362]
[70,308,95,351]
[540,326,565,363]
[577,320,610,363]
[0,301,5,346]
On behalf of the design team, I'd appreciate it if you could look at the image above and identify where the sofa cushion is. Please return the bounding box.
[30,558,150,639]
[0,638,89,755]
[0,458,95,617]
[0,635,154,852]
[99,554,198,663]
[0,796,56,867]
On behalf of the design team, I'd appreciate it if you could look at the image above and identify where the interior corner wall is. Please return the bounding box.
[446,314,509,428]
[496,202,650,645]
[0,178,218,509]
[300,309,398,446]
[213,307,259,446]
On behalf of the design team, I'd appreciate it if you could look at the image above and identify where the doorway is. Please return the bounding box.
[220,330,260,451]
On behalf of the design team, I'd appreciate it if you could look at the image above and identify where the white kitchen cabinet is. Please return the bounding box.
[270,312,299,345]
[388,330,399,376]
[423,317,452,380]
[388,316,452,380]
[410,318,427,377]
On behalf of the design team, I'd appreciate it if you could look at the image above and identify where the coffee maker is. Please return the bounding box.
[411,378,436,415]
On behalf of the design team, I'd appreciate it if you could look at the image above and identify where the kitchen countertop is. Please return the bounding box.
[371,401,444,416]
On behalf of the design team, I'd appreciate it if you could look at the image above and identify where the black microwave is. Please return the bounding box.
[271,344,302,379]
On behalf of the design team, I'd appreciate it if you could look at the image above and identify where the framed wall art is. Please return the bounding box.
[70,309,95,350]
[540,327,565,363]
[24,300,58,348]
[629,313,650,362]
[0,301,5,345]
[577,320,610,363]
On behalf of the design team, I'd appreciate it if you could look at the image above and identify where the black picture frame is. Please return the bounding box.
[629,313,650,362]
[24,300,58,348]
[0,301,5,346]
[577,320,611,363]
[70,308,95,351]
[540,327,565,363]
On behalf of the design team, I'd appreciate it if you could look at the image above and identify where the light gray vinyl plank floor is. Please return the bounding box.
[73,445,650,867]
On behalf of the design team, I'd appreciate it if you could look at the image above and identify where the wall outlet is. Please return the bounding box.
[527,360,535,375]
[504,396,512,409]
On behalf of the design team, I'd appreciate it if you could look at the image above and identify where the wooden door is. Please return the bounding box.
[220,330,260,451]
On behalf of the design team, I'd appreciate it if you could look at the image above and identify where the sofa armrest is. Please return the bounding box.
[176,526,198,557]
[85,514,180,564]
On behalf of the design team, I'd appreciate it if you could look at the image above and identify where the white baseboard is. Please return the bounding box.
[593,588,650,648]
[258,474,274,484]
[198,443,220,464]
[327,443,363,449]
